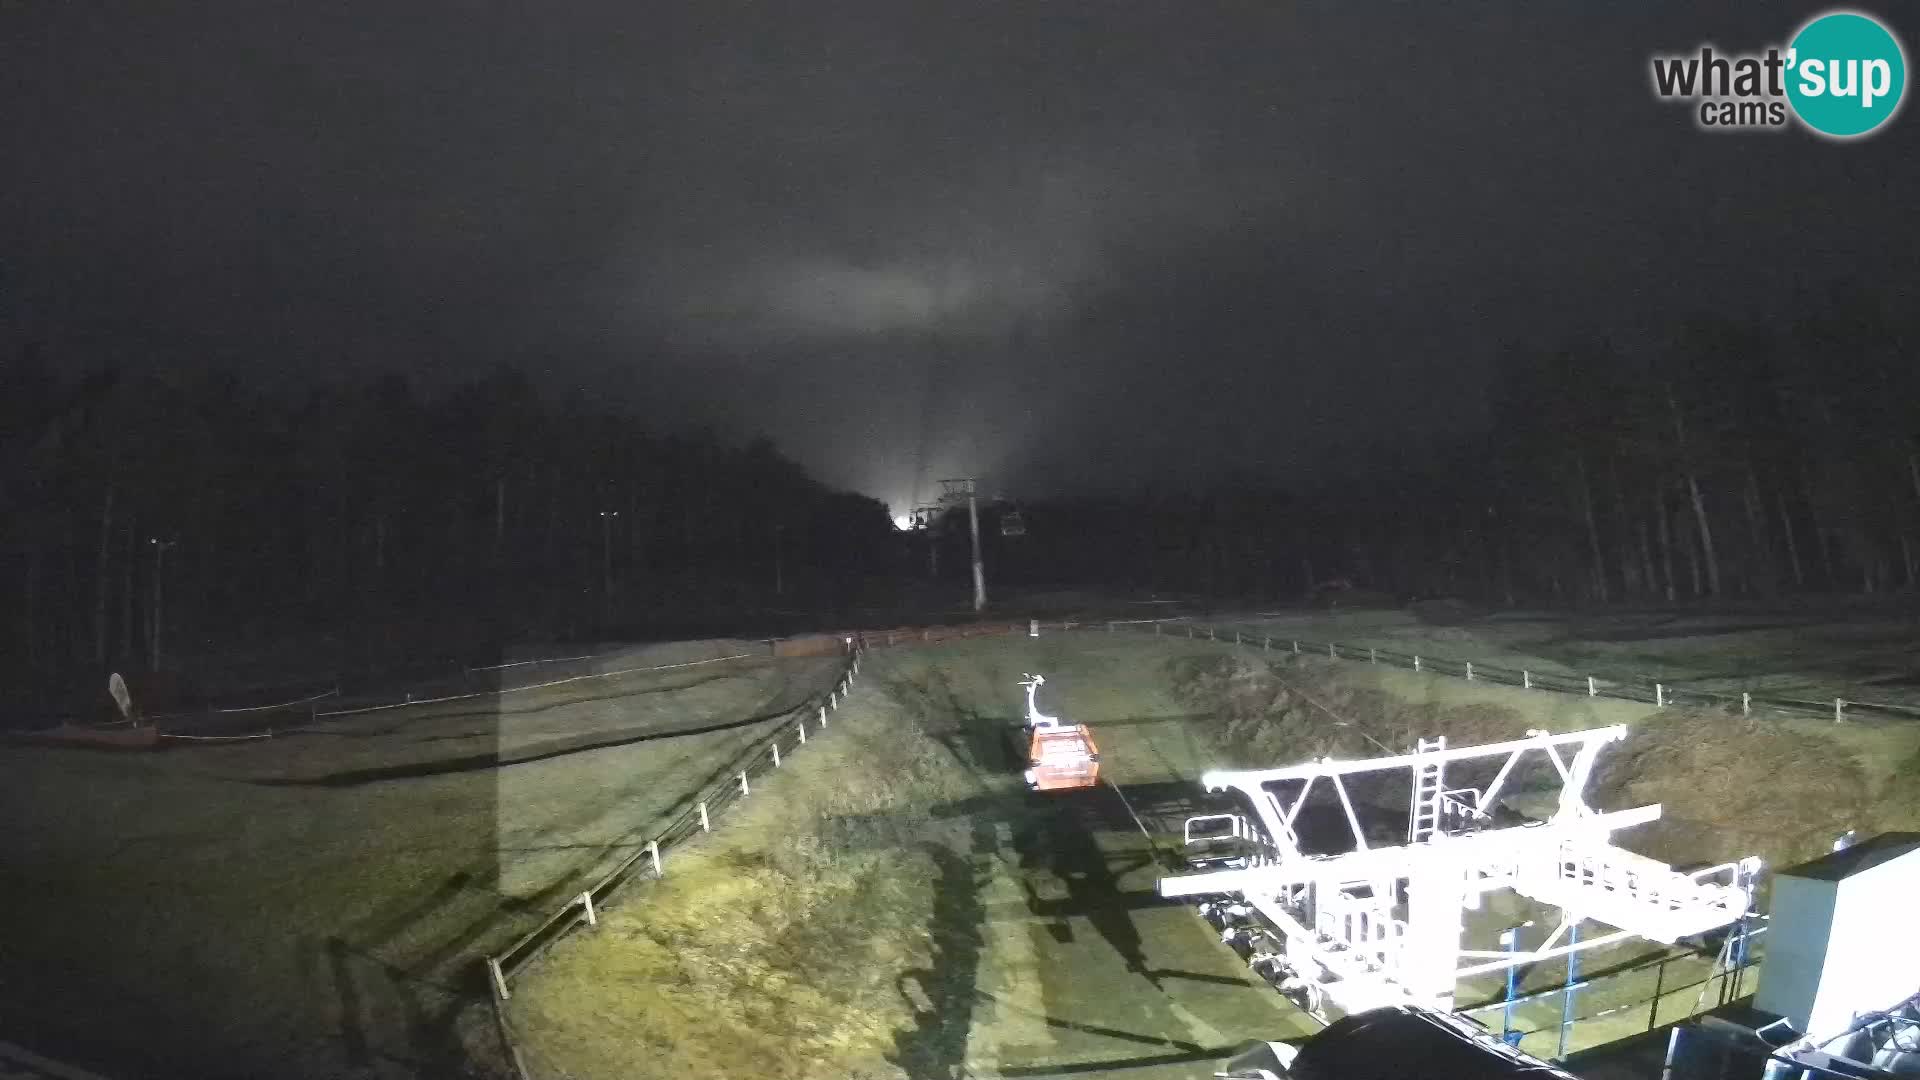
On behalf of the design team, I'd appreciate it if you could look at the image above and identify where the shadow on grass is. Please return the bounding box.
[993,1044,1241,1076]
[888,825,991,1080]
[1014,788,1159,987]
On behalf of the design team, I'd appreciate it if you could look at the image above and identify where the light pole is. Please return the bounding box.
[148,537,176,671]
[773,523,785,597]
[598,510,618,620]
[1498,921,1532,1048]
[1557,921,1582,1060]
[968,488,985,612]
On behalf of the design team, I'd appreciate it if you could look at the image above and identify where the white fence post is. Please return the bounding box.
[580,891,597,927]
[739,771,750,796]
[1742,692,1751,716]
[1155,621,1162,636]
[1835,698,1845,723]
[1235,631,1242,646]
[487,956,512,1001]
[1209,627,1217,642]
[1414,655,1422,672]
[1292,640,1300,655]
[699,801,710,832]
[797,720,807,744]
[1656,683,1665,707]
[648,839,662,877]
[1369,648,1377,665]
[820,705,828,728]
[830,690,838,710]
[1523,670,1531,689]
[772,742,781,767]
[1264,636,1272,652]
[1329,643,1337,660]
[1588,676,1597,697]
[1465,662,1474,681]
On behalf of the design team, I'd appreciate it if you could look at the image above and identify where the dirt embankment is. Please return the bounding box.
[509,665,991,1080]
[1168,652,1908,871]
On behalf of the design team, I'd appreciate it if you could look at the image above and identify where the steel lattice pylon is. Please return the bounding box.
[1160,725,1763,1017]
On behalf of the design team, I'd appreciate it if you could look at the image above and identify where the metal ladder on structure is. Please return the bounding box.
[1408,736,1446,844]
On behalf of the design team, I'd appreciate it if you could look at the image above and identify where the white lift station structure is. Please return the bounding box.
[1159,725,1762,1017]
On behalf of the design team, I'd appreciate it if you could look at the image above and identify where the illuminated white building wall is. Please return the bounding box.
[1757,835,1920,1038]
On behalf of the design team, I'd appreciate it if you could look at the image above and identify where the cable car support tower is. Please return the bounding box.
[1161,725,1763,1018]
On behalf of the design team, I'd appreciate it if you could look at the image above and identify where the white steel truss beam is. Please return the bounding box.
[1201,726,1633,865]
[1201,726,1627,789]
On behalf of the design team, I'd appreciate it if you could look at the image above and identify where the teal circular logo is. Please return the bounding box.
[1786,11,1907,138]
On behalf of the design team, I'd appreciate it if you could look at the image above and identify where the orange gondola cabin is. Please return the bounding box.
[1017,673,1100,792]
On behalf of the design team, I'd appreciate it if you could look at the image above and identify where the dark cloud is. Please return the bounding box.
[4,1,1916,514]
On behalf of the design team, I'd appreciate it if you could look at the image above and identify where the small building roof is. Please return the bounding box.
[1777,831,1920,882]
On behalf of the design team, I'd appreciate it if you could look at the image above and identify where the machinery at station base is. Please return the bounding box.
[1016,673,1101,792]
[1660,832,1920,1079]
[1159,724,1763,1020]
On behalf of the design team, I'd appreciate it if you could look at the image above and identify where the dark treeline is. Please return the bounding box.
[8,298,1914,706]
[0,361,891,707]
[993,299,1920,606]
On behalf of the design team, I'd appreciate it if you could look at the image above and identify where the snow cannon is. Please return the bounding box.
[1017,673,1100,792]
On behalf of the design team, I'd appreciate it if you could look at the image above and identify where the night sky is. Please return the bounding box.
[5,2,1917,515]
